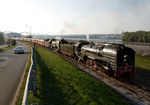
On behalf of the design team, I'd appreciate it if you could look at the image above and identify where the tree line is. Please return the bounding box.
[0,32,5,45]
[122,31,150,43]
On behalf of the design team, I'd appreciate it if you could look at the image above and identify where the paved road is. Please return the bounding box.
[0,41,30,105]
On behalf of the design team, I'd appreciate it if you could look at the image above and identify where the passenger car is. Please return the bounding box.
[14,46,24,54]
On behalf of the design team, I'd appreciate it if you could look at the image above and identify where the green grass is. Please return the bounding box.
[136,56,150,72]
[0,45,15,53]
[28,46,127,105]
[2,45,15,50]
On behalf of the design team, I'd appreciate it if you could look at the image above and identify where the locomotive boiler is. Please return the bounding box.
[80,43,135,79]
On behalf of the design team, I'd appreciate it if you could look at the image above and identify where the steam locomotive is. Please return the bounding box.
[13,38,135,80]
[49,39,135,80]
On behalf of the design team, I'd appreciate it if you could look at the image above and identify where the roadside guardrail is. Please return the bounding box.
[22,47,37,105]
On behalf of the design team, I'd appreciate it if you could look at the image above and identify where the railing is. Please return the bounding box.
[22,47,37,105]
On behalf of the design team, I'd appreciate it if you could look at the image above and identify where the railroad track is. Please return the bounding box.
[41,46,150,105]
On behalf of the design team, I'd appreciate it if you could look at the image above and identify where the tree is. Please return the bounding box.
[147,32,150,43]
[122,32,129,41]
[0,32,5,45]
[11,40,16,45]
[26,35,32,38]
[122,31,150,43]
[6,39,11,47]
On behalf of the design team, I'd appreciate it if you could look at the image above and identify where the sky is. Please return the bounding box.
[0,0,150,35]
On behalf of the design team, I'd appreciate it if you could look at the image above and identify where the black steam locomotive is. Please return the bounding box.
[49,39,135,80]
[14,37,135,80]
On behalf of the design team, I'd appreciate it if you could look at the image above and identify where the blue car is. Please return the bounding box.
[14,46,24,54]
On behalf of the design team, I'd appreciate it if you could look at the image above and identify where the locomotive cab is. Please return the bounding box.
[116,47,135,78]
[74,40,89,60]
[74,40,89,55]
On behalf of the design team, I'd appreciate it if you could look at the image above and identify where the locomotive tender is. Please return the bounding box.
[14,38,135,80]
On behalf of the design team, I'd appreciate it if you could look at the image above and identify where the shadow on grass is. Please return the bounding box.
[132,67,150,88]
[135,67,150,75]
[34,49,69,105]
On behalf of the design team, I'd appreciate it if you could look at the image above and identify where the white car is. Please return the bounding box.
[14,46,24,54]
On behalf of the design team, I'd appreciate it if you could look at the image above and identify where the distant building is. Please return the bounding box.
[4,32,21,38]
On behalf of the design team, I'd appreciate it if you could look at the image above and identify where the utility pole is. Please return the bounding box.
[26,25,32,36]
[26,25,32,43]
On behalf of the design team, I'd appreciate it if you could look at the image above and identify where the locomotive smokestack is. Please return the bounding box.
[86,34,89,42]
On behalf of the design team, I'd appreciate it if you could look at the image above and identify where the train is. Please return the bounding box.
[13,37,135,81]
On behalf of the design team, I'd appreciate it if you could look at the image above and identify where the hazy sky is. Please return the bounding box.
[0,0,150,35]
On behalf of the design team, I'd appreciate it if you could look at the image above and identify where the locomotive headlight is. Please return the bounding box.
[124,55,127,58]
[124,55,127,62]
[124,59,127,62]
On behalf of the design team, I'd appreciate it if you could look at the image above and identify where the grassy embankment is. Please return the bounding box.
[2,45,15,50]
[135,56,150,73]
[27,46,127,105]
[0,45,15,52]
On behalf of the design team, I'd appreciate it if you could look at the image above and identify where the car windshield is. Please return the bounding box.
[15,47,23,50]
